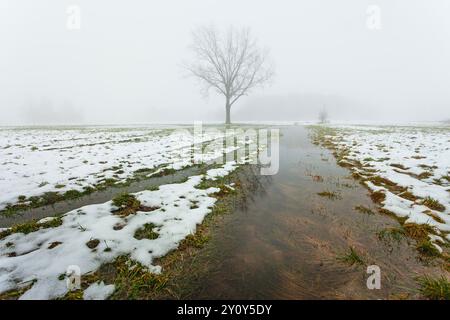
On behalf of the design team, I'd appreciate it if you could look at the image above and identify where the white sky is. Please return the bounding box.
[1,0,450,124]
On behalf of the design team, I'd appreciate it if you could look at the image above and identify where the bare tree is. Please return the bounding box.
[185,26,274,124]
[319,107,328,124]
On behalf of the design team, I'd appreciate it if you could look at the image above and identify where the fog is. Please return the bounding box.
[1,0,450,125]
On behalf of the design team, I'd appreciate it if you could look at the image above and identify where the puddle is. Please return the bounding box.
[170,126,445,299]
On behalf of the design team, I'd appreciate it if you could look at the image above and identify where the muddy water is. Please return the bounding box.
[180,126,443,299]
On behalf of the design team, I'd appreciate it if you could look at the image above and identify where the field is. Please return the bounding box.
[0,125,251,299]
[312,124,450,252]
[0,124,449,300]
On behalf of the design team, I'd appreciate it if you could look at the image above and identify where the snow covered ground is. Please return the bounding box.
[0,126,244,212]
[0,161,238,300]
[322,125,450,248]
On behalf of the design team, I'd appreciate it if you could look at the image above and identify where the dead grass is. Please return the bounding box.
[390,163,409,170]
[421,197,446,212]
[354,205,375,215]
[370,191,386,204]
[398,191,418,202]
[403,223,437,240]
[317,190,342,200]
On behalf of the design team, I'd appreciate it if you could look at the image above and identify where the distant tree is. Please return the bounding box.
[185,25,274,124]
[319,107,328,124]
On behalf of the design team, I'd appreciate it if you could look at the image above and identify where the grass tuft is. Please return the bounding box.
[179,233,210,249]
[354,205,375,215]
[403,223,437,240]
[416,240,441,257]
[417,275,450,300]
[377,227,406,243]
[317,190,342,200]
[337,247,365,266]
[111,193,141,216]
[134,223,159,240]
[0,216,63,240]
[110,256,168,299]
[421,197,445,212]
[370,191,386,204]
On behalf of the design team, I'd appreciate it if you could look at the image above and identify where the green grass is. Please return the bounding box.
[63,190,83,200]
[0,216,63,240]
[134,167,154,174]
[134,223,159,240]
[0,281,36,300]
[416,240,441,257]
[0,162,200,217]
[112,193,139,208]
[111,193,141,216]
[417,275,450,300]
[337,247,365,266]
[96,178,119,189]
[1,187,96,216]
[110,256,169,299]
[180,233,210,249]
[377,227,406,243]
[59,254,169,300]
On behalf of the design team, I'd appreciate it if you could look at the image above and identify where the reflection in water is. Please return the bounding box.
[184,126,443,299]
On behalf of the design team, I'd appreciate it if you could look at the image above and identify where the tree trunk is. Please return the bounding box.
[225,98,231,125]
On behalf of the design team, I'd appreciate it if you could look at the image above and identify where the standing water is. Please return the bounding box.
[175,126,443,299]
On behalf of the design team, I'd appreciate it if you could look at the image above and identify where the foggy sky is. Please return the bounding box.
[1,0,450,125]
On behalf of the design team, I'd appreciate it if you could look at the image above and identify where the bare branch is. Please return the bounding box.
[184,25,274,123]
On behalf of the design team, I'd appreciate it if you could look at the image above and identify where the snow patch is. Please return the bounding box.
[0,162,238,300]
[83,281,115,300]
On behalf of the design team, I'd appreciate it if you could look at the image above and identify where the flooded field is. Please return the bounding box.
[155,126,449,299]
[0,125,448,300]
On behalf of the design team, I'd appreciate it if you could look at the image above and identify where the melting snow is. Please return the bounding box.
[0,163,238,300]
[327,125,450,248]
[0,127,241,211]
[83,282,115,300]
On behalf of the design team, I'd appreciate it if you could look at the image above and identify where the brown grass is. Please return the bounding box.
[370,191,386,204]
